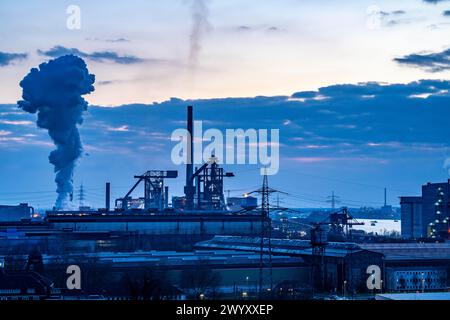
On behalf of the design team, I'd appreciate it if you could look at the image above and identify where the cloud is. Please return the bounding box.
[107,125,129,132]
[4,79,450,207]
[38,46,144,64]
[0,51,27,67]
[394,48,450,72]
[235,25,282,33]
[0,130,12,136]
[0,120,33,126]
[85,37,130,43]
[3,78,450,166]
[423,0,449,3]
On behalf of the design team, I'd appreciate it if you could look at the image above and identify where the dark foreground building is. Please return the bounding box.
[0,270,53,300]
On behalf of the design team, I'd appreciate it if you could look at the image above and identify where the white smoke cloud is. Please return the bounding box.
[18,55,95,210]
[444,158,450,175]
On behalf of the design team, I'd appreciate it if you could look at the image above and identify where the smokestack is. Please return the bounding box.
[164,186,169,210]
[106,182,111,211]
[185,106,194,210]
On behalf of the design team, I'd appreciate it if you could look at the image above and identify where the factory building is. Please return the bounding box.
[227,197,258,212]
[0,204,34,222]
[0,250,307,299]
[197,236,450,294]
[401,181,450,240]
[196,236,384,294]
[361,243,450,292]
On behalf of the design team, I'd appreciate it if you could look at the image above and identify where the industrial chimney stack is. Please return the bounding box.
[185,106,195,210]
[105,182,111,211]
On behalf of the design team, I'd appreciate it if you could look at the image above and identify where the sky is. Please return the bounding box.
[1,0,450,209]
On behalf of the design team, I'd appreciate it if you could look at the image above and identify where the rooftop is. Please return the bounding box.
[361,243,450,261]
[1,250,304,269]
[196,236,367,258]
[376,292,450,300]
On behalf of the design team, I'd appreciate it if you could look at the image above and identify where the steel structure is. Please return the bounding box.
[190,156,235,211]
[328,207,364,241]
[310,207,364,292]
[183,106,234,212]
[117,170,178,211]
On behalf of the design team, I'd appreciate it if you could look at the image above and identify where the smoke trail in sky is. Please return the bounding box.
[18,55,95,210]
[444,158,450,176]
[188,0,211,70]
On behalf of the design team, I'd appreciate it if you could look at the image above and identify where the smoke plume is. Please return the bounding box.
[444,158,450,175]
[188,0,211,70]
[18,55,95,210]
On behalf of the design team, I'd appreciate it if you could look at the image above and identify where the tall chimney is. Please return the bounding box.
[185,106,194,210]
[105,182,111,211]
[164,186,169,209]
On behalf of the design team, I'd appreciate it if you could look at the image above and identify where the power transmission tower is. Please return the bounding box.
[327,191,340,210]
[77,184,86,208]
[247,170,287,298]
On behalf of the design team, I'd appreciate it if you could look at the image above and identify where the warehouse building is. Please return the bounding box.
[361,243,450,292]
[196,236,384,294]
[0,250,307,299]
[197,236,450,294]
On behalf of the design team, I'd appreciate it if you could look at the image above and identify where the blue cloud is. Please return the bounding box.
[394,49,450,72]
[0,51,27,67]
[423,0,450,3]
[2,79,450,208]
[38,46,144,64]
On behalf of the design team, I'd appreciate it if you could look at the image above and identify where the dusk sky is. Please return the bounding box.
[2,0,450,209]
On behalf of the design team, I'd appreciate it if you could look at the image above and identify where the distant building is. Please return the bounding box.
[0,204,33,222]
[400,197,423,239]
[400,181,450,240]
[227,197,258,211]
